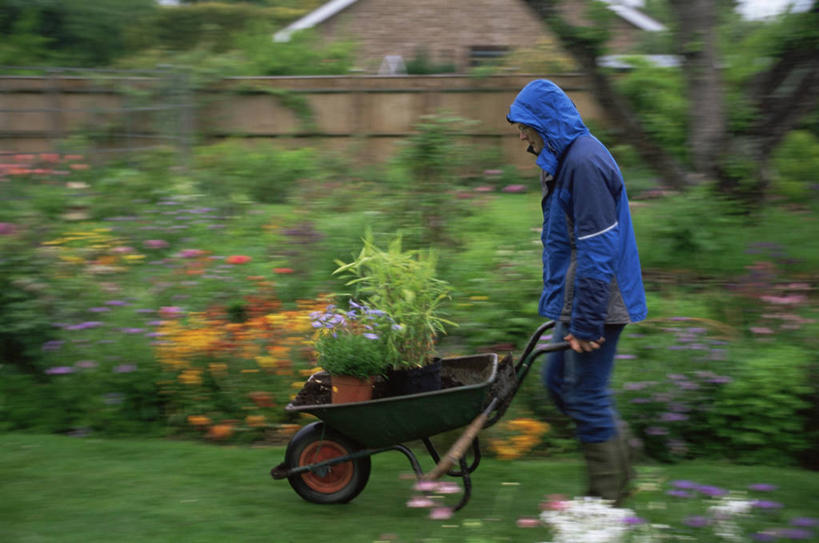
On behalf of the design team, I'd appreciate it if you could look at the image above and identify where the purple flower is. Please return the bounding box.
[645,426,668,436]
[42,340,65,352]
[667,489,693,498]
[684,515,710,528]
[105,300,128,306]
[777,528,813,540]
[66,321,103,330]
[661,412,689,422]
[752,500,784,510]
[791,518,819,528]
[616,353,636,360]
[752,532,777,542]
[749,483,778,492]
[623,516,645,525]
[697,485,728,497]
[120,328,145,334]
[672,480,698,489]
[113,364,137,373]
[363,333,379,340]
[45,366,75,375]
[88,307,110,313]
[75,360,98,369]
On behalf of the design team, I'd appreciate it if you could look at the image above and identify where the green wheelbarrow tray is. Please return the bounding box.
[285,353,499,449]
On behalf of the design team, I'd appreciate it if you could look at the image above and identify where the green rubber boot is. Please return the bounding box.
[581,435,633,507]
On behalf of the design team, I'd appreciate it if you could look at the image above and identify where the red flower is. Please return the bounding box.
[273,267,294,274]
[226,255,252,265]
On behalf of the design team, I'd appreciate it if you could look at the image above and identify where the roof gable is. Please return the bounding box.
[274,0,666,42]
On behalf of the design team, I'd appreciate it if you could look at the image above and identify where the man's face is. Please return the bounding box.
[514,123,544,156]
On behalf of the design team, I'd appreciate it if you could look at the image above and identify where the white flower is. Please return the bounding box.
[540,497,639,543]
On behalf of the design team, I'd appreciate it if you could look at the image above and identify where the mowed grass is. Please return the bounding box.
[2,433,818,543]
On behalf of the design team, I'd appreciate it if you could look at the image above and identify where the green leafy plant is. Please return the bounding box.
[333,233,455,369]
[311,301,395,379]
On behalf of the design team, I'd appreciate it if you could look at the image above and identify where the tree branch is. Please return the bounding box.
[521,0,691,189]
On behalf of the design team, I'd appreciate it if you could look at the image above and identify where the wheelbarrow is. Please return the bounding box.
[271,321,570,511]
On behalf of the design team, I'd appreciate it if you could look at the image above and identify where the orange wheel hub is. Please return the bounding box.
[298,441,353,493]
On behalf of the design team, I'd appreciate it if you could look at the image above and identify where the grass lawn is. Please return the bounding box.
[2,433,818,542]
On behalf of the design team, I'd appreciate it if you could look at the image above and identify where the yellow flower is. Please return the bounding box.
[178,369,202,385]
[209,363,228,374]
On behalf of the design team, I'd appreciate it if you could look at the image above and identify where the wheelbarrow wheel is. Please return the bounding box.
[285,421,371,504]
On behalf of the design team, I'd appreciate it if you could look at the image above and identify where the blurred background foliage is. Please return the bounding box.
[0,0,817,470]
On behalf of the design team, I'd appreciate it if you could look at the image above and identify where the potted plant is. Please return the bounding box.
[332,232,456,395]
[310,301,395,403]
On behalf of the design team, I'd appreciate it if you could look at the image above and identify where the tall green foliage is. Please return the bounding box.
[0,0,157,66]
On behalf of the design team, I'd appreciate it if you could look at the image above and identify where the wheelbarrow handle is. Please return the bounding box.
[424,398,499,481]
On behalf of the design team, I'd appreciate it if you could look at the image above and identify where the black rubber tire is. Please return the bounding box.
[285,422,371,504]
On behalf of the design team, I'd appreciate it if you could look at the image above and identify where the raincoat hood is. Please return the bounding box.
[507,79,589,175]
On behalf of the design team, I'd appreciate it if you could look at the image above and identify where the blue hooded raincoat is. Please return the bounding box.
[507,80,647,339]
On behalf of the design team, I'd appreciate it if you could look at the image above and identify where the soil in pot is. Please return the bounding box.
[385,358,442,397]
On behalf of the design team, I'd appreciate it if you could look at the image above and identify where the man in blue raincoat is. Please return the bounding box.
[506,79,647,506]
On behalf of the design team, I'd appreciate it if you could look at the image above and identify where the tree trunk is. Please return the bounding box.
[669,0,726,178]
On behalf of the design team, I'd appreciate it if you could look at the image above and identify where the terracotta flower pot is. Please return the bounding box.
[331,375,374,404]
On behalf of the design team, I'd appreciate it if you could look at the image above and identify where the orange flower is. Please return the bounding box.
[245,415,266,427]
[226,255,252,265]
[273,267,294,274]
[187,415,211,427]
[248,391,275,408]
[207,423,234,440]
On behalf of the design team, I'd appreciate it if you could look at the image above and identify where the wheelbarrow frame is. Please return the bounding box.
[271,320,569,511]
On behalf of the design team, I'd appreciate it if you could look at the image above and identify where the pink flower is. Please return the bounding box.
[412,481,438,492]
[435,482,460,495]
[143,240,169,249]
[177,249,206,258]
[226,255,252,265]
[474,185,494,192]
[160,306,183,318]
[516,516,540,528]
[429,507,453,520]
[750,327,773,335]
[502,184,527,193]
[406,496,435,508]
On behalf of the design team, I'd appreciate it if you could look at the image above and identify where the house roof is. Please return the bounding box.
[273,0,667,42]
[274,0,359,42]
[603,2,667,32]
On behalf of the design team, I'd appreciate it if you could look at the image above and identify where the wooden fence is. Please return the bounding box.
[0,72,602,172]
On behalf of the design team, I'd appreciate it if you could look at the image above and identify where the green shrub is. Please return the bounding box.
[634,185,751,277]
[708,346,812,465]
[771,130,819,205]
[193,140,319,205]
[236,28,356,76]
[615,59,689,163]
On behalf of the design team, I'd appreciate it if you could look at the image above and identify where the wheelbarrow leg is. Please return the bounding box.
[391,444,424,477]
[420,437,478,511]
[453,457,472,511]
